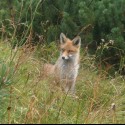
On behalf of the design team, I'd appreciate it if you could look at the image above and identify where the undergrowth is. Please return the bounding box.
[0,41,125,124]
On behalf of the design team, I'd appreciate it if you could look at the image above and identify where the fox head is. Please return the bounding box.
[60,33,81,60]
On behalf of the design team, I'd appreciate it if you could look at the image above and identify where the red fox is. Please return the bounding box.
[44,33,81,95]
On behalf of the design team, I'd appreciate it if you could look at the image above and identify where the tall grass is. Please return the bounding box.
[0,40,125,124]
[0,0,125,123]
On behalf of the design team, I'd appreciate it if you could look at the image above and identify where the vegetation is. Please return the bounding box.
[0,0,125,124]
[0,41,125,124]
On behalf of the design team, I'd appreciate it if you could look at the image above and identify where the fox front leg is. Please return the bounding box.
[64,79,76,95]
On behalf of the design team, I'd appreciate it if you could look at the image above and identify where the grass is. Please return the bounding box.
[0,41,125,124]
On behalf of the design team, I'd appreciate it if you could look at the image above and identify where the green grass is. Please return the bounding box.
[0,41,125,124]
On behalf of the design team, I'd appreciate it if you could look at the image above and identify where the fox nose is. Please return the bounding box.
[62,57,65,60]
[62,56,69,60]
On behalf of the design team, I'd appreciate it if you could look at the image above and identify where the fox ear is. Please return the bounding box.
[60,33,66,44]
[72,36,81,46]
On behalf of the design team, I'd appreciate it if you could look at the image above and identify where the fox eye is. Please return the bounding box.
[68,50,74,53]
[61,48,65,52]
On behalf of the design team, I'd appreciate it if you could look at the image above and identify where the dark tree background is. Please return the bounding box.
[0,0,125,73]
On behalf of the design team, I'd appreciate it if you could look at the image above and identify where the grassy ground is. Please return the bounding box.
[0,41,125,124]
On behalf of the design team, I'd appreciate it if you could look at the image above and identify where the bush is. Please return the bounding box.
[0,0,125,73]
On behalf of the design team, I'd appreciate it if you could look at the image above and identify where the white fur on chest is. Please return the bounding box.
[56,57,79,80]
[61,63,79,79]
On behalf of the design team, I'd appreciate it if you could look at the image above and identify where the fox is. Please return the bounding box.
[44,33,81,95]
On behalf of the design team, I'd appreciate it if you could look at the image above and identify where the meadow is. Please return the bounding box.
[0,41,125,124]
